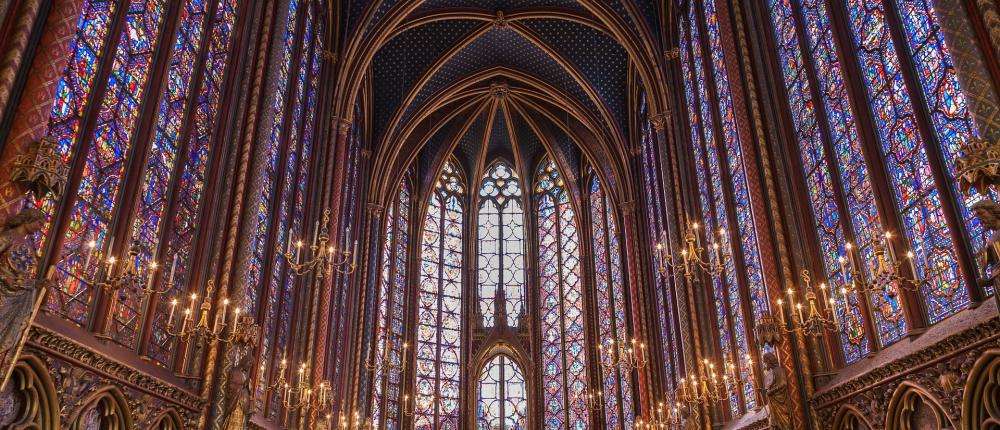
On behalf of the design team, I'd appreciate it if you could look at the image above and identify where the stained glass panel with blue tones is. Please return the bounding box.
[844,0,967,330]
[415,161,464,430]
[536,159,589,429]
[46,0,167,330]
[764,0,872,362]
[372,179,410,430]
[590,175,634,429]
[477,355,527,430]
[251,0,301,410]
[477,162,525,328]
[692,0,756,410]
[40,0,119,323]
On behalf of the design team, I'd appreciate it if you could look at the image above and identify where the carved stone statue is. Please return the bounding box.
[762,351,791,430]
[0,207,46,391]
[220,349,253,430]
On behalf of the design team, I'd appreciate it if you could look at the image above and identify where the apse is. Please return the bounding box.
[0,0,998,429]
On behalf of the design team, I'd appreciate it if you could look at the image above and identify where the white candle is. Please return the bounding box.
[83,236,95,270]
[181,308,191,332]
[147,260,157,290]
[106,256,116,281]
[312,221,320,248]
[352,240,358,265]
[168,298,177,326]
[220,298,229,329]
[168,254,178,286]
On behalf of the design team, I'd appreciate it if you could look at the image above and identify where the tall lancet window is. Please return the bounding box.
[589,174,634,428]
[415,160,465,429]
[761,0,985,358]
[681,0,760,413]
[372,177,412,430]
[477,161,526,328]
[477,354,528,429]
[535,158,589,428]
[34,0,238,365]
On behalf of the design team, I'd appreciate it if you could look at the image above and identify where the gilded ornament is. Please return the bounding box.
[10,137,68,201]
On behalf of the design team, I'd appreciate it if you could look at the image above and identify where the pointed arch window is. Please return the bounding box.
[760,0,986,358]
[33,0,243,366]
[680,0,762,415]
[589,174,634,428]
[535,158,589,428]
[637,99,680,392]
[477,354,527,430]
[477,161,526,328]
[414,160,465,429]
[371,176,412,430]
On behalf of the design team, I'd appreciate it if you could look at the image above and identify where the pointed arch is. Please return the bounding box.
[476,353,528,430]
[370,170,414,429]
[886,382,954,430]
[152,409,184,430]
[534,156,589,428]
[477,159,526,328]
[588,172,635,428]
[413,158,466,429]
[0,355,59,429]
[69,386,132,430]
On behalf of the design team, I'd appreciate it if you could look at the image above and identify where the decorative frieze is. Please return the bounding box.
[812,312,1000,427]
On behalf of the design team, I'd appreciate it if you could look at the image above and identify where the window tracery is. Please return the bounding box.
[477,354,527,430]
[371,176,412,430]
[414,159,464,429]
[535,158,589,428]
[477,161,525,328]
[589,174,634,428]
[760,0,988,362]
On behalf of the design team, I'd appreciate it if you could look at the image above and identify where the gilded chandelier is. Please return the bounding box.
[76,237,179,339]
[834,231,928,296]
[597,337,648,372]
[655,223,727,279]
[675,355,754,411]
[636,400,683,429]
[280,209,357,278]
[774,270,841,338]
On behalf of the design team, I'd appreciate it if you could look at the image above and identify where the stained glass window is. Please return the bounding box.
[638,101,679,392]
[415,160,464,430]
[763,0,873,362]
[844,0,967,330]
[753,0,983,354]
[589,175,634,429]
[477,161,526,328]
[535,158,589,428]
[246,0,323,416]
[98,0,238,364]
[477,355,527,430]
[371,178,411,430]
[685,0,758,411]
[146,0,239,365]
[42,0,168,325]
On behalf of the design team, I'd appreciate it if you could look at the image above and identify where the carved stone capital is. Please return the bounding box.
[755,315,784,348]
[11,137,68,200]
[649,111,671,132]
[335,117,352,136]
[321,49,337,62]
[957,137,1000,195]
[367,203,385,219]
[664,47,681,61]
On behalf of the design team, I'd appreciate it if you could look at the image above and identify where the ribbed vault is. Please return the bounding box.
[338,0,669,209]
